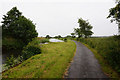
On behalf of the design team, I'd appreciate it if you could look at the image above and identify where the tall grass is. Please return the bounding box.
[77,36,120,73]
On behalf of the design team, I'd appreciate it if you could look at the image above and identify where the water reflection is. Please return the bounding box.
[49,39,64,42]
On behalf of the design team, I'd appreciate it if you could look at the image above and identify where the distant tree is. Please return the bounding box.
[46,35,50,39]
[66,35,71,38]
[54,36,58,38]
[75,18,93,38]
[58,35,62,38]
[1,7,38,44]
[74,28,82,38]
[71,33,75,38]
[54,35,62,38]
[107,1,120,35]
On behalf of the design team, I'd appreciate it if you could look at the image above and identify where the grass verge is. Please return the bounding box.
[81,42,120,78]
[2,40,76,78]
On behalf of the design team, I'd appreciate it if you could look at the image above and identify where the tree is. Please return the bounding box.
[2,7,22,37]
[1,7,38,44]
[54,35,62,38]
[46,35,50,39]
[107,1,120,35]
[74,18,93,38]
[58,35,62,38]
[66,35,71,38]
[74,28,82,38]
[71,33,75,38]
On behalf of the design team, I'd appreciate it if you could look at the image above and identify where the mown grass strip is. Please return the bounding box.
[2,40,76,78]
[81,42,120,78]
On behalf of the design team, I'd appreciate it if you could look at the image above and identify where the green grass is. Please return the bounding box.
[82,43,120,78]
[2,40,76,78]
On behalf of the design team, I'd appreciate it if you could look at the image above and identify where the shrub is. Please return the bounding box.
[22,44,41,60]
[5,55,16,68]
[31,38,49,44]
[64,38,67,42]
[40,39,49,43]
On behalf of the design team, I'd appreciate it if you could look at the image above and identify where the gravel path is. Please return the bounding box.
[67,41,108,78]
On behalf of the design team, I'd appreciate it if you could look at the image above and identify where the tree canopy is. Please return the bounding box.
[71,33,75,38]
[74,18,93,38]
[107,1,120,35]
[2,7,38,44]
[46,35,50,39]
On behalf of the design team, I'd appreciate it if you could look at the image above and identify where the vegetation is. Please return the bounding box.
[63,38,67,42]
[35,37,49,43]
[22,43,41,60]
[1,1,120,78]
[2,37,25,61]
[74,18,93,38]
[2,7,38,44]
[54,35,62,39]
[107,1,120,34]
[4,37,49,70]
[82,43,120,78]
[75,36,120,74]
[2,40,76,78]
[5,55,16,68]
[71,33,75,38]
[2,7,38,67]
[2,7,39,70]
[45,35,51,39]
[2,37,25,51]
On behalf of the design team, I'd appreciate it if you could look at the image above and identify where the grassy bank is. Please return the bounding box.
[2,40,76,78]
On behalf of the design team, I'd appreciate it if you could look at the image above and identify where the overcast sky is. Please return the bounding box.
[0,0,118,37]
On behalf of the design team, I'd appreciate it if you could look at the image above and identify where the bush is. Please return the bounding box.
[32,38,49,44]
[22,44,41,60]
[4,55,23,69]
[40,39,49,43]
[5,55,16,68]
[64,38,67,42]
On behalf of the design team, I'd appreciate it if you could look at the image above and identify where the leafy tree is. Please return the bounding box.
[54,35,62,38]
[66,35,71,38]
[74,28,82,38]
[58,35,62,38]
[107,1,120,35]
[2,7,22,37]
[1,7,38,44]
[54,36,58,38]
[75,18,93,38]
[71,33,75,38]
[46,35,50,39]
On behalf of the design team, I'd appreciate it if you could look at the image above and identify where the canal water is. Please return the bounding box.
[49,38,64,42]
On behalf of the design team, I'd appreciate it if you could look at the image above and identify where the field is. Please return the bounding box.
[2,40,76,78]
